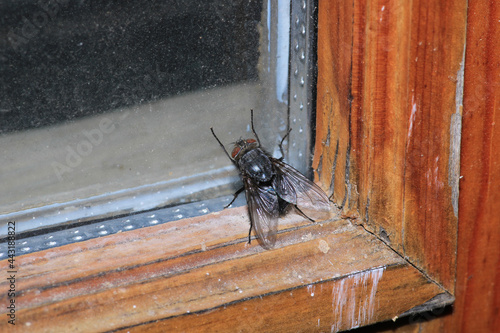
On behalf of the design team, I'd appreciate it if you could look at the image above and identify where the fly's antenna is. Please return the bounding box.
[250,109,262,146]
[210,127,235,164]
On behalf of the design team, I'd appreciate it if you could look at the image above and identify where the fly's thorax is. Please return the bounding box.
[237,147,275,183]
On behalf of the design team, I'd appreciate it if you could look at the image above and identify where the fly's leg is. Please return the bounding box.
[250,109,262,146]
[225,187,244,208]
[278,128,292,161]
[249,109,291,161]
[248,220,253,244]
[294,205,315,223]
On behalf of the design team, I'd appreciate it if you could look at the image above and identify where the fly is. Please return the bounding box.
[210,110,331,249]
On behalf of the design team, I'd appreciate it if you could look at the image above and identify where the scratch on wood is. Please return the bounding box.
[316,155,323,182]
[342,140,351,209]
[329,140,340,196]
[365,196,370,224]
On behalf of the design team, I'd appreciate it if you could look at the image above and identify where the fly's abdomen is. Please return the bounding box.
[239,148,274,182]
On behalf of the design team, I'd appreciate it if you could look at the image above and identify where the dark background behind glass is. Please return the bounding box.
[0,0,261,133]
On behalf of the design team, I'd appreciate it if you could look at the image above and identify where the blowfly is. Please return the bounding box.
[210,110,331,249]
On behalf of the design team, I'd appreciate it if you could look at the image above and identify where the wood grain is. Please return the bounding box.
[122,266,444,333]
[0,208,448,332]
[400,0,466,294]
[314,0,354,212]
[448,0,500,331]
[314,0,467,292]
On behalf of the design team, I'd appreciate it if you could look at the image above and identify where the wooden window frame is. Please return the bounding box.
[2,1,499,332]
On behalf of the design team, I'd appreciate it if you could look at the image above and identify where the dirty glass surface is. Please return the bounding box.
[0,0,296,235]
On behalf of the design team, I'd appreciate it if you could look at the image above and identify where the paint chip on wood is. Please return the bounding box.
[318,240,330,253]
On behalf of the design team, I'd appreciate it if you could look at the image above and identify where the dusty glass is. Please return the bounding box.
[0,0,310,236]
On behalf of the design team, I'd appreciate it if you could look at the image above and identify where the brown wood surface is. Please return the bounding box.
[0,207,449,332]
[316,0,500,332]
[314,0,467,292]
[352,2,500,332]
[314,0,353,212]
[447,0,500,331]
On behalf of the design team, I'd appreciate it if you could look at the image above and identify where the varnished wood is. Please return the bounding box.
[122,265,443,333]
[448,0,500,331]
[314,0,354,213]
[400,0,466,294]
[314,0,466,292]
[0,208,449,332]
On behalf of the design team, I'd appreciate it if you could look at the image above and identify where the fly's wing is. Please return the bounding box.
[272,159,331,220]
[244,177,279,249]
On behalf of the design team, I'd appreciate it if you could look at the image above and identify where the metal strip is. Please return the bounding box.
[0,195,246,257]
[288,0,315,176]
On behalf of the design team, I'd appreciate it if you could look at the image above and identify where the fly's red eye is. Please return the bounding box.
[231,146,241,158]
[246,139,256,144]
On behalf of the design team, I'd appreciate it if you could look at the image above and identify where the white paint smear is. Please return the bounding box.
[330,267,385,332]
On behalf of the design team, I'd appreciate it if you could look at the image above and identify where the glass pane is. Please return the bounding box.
[0,0,294,235]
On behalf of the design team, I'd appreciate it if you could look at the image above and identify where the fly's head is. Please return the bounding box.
[231,138,258,160]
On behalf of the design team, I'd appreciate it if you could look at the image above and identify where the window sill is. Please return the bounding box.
[0,206,452,332]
